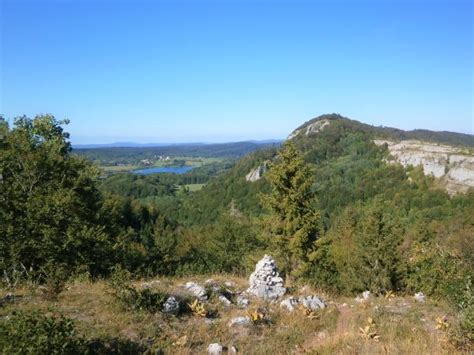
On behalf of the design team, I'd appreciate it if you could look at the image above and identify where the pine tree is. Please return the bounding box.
[354,198,404,294]
[260,141,321,278]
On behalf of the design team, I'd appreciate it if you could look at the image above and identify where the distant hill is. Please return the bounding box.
[73,142,207,149]
[73,141,282,161]
[180,113,473,225]
[289,113,473,147]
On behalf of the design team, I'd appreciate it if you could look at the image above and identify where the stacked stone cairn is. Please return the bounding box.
[246,254,286,300]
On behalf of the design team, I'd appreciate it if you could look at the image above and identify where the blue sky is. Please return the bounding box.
[1,0,472,144]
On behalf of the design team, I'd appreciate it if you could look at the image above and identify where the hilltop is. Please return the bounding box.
[288,114,473,147]
[287,114,474,194]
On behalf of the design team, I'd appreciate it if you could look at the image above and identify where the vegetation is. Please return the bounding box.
[73,141,280,166]
[0,113,472,352]
[260,141,321,278]
[0,310,85,354]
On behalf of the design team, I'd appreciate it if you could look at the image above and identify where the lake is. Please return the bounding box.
[133,166,194,175]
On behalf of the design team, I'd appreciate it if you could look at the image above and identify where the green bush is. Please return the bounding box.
[108,266,167,312]
[0,310,85,354]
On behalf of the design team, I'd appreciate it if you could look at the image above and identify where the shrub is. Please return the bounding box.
[108,266,166,312]
[0,310,85,354]
[39,264,70,300]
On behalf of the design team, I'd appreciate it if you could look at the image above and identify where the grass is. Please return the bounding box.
[183,183,206,192]
[0,275,468,354]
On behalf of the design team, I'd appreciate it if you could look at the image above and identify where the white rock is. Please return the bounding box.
[280,297,299,312]
[219,295,232,306]
[236,295,250,308]
[355,290,371,303]
[280,295,326,312]
[247,255,286,300]
[162,296,180,314]
[414,292,426,303]
[207,343,223,355]
[299,295,326,310]
[185,281,208,301]
[374,139,474,195]
[228,316,251,327]
[246,162,269,182]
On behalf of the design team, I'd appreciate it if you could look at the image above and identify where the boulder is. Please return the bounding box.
[162,296,180,314]
[185,281,208,301]
[207,343,223,355]
[247,255,286,300]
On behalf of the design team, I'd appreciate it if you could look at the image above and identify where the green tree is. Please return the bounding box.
[0,115,112,276]
[260,141,321,278]
[354,198,404,294]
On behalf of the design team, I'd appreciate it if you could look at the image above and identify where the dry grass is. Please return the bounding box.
[0,275,468,354]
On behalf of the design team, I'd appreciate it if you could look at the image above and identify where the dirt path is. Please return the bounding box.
[297,304,354,353]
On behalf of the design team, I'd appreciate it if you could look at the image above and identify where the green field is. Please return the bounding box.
[183,183,205,192]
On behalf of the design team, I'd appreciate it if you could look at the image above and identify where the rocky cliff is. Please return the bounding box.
[374,139,474,194]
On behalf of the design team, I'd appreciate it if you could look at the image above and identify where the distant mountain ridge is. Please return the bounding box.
[73,140,283,150]
[73,140,282,161]
[289,113,473,147]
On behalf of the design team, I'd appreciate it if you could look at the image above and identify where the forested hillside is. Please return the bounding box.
[0,114,472,352]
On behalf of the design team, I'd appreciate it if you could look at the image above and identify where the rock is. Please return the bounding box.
[247,255,286,300]
[185,281,208,301]
[219,295,232,306]
[229,345,238,354]
[280,295,326,312]
[236,295,250,308]
[228,316,251,327]
[299,295,326,310]
[204,279,221,293]
[245,162,269,182]
[288,119,330,140]
[280,297,300,312]
[207,343,223,355]
[414,292,426,303]
[224,281,236,288]
[162,296,180,314]
[355,290,371,303]
[374,139,474,195]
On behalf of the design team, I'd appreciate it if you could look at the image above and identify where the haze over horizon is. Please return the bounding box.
[1,0,472,144]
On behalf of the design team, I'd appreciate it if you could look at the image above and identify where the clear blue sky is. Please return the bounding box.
[1,0,472,144]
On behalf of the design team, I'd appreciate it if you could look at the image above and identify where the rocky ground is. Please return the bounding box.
[0,256,466,354]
